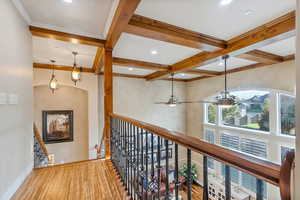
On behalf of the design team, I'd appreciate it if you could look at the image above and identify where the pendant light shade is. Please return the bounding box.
[49,60,58,93]
[71,52,81,85]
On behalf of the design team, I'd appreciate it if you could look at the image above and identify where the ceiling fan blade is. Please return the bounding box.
[155,102,168,104]
[177,100,219,104]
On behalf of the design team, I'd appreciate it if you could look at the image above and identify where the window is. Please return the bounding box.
[281,146,294,163]
[206,103,217,124]
[204,129,215,169]
[280,94,296,136]
[221,164,240,184]
[221,90,270,132]
[240,138,267,158]
[220,133,239,150]
[241,173,267,197]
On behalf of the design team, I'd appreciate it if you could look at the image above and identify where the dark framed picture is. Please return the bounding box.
[42,110,74,144]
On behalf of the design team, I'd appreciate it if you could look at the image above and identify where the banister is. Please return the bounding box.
[110,113,281,186]
[279,151,295,200]
[33,123,49,157]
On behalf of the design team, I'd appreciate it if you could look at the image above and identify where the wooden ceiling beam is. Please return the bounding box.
[29,26,105,47]
[147,11,295,81]
[186,54,296,82]
[93,48,105,74]
[237,50,284,64]
[125,14,227,51]
[112,57,169,71]
[105,0,141,49]
[33,63,94,73]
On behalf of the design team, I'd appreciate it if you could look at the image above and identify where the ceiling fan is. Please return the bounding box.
[155,55,240,108]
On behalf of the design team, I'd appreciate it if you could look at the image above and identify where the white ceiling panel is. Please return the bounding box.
[113,65,154,76]
[198,57,257,71]
[136,0,295,40]
[33,36,97,67]
[172,73,201,80]
[258,37,295,56]
[21,0,114,39]
[113,33,200,65]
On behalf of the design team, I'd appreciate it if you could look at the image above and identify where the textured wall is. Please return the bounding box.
[0,1,33,199]
[34,85,89,164]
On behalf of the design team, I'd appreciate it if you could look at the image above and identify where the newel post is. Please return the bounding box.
[104,48,113,159]
[279,151,295,200]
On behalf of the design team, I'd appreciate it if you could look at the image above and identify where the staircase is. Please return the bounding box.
[33,124,49,168]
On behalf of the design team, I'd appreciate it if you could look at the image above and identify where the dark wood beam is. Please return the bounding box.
[237,50,284,64]
[147,11,295,80]
[105,0,141,49]
[29,26,105,47]
[125,14,226,51]
[283,54,295,61]
[93,48,105,73]
[33,63,94,73]
[185,69,221,77]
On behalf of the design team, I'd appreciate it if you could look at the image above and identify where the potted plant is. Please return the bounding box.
[179,163,198,184]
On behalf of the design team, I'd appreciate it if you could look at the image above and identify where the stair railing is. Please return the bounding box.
[33,124,50,168]
[109,113,295,200]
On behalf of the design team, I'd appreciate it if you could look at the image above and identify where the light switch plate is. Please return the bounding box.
[8,93,18,105]
[0,93,7,105]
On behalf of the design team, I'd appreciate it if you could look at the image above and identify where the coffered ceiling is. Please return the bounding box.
[17,0,296,81]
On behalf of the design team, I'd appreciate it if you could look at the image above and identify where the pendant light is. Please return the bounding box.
[71,52,82,85]
[49,60,58,93]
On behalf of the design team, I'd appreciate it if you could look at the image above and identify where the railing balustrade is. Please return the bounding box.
[109,113,295,200]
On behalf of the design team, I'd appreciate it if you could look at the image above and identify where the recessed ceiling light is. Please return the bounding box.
[244,9,254,16]
[64,0,72,3]
[151,50,158,55]
[128,67,133,71]
[218,62,223,66]
[181,73,185,77]
[220,0,233,6]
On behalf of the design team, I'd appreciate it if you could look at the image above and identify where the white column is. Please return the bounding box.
[295,1,300,199]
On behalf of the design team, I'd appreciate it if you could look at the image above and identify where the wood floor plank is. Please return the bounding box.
[12,160,127,200]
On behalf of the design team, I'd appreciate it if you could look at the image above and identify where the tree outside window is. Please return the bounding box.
[280,94,295,136]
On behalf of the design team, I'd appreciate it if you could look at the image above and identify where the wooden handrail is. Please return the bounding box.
[279,151,295,200]
[110,113,283,186]
[33,124,49,157]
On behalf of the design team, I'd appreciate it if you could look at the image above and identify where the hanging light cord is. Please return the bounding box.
[171,73,174,97]
[223,55,228,98]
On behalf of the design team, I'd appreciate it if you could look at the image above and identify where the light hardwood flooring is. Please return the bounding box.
[12,159,127,200]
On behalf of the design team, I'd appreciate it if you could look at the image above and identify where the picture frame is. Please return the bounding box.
[42,110,74,144]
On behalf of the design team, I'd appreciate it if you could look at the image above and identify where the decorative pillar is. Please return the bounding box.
[104,48,113,159]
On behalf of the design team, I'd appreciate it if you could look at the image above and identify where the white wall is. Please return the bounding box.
[33,69,99,159]
[0,1,33,199]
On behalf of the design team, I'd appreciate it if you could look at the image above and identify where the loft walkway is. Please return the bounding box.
[12,160,128,200]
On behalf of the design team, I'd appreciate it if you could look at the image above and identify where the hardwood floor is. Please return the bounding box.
[12,160,128,200]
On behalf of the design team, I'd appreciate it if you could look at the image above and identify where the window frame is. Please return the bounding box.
[278,93,296,137]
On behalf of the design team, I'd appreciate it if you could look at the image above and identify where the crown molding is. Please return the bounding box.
[11,0,31,24]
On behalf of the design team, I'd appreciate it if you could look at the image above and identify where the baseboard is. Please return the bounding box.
[0,165,32,200]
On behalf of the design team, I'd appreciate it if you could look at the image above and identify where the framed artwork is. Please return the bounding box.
[42,110,74,144]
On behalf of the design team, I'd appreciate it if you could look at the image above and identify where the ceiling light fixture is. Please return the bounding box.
[49,60,58,94]
[71,52,82,86]
[181,73,185,77]
[220,0,233,6]
[151,50,158,55]
[63,0,72,3]
[244,9,254,16]
[129,67,133,71]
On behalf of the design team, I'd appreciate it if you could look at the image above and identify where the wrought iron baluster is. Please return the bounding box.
[145,131,149,200]
[165,139,170,200]
[203,156,208,200]
[187,149,192,200]
[157,136,161,200]
[225,165,231,200]
[130,123,133,197]
[175,144,179,200]
[136,126,140,200]
[140,128,144,199]
[256,178,264,200]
